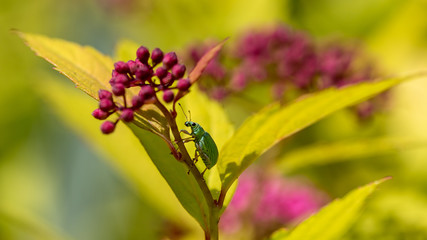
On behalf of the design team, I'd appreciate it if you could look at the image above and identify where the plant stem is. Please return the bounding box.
[154,101,219,239]
[209,204,220,240]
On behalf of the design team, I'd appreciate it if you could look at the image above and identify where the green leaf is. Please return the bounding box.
[280,178,389,240]
[278,136,427,173]
[40,79,199,229]
[218,75,423,193]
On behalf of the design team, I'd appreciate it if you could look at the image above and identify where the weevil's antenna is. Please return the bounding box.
[178,103,188,121]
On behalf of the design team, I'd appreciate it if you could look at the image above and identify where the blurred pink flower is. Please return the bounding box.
[220,170,329,237]
[185,24,385,119]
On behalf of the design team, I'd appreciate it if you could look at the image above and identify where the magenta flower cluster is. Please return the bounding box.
[187,25,380,117]
[92,46,191,134]
[220,170,328,237]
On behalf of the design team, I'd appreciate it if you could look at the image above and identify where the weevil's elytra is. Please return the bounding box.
[182,121,219,173]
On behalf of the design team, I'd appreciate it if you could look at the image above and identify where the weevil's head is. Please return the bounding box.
[185,121,197,128]
[185,121,204,137]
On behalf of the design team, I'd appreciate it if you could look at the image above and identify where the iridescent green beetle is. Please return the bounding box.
[180,107,218,175]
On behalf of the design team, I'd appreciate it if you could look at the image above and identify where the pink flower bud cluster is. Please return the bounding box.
[92,46,192,134]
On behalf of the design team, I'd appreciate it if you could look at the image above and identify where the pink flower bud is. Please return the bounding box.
[136,46,150,63]
[139,85,155,100]
[163,52,178,69]
[114,61,130,73]
[98,90,112,100]
[131,95,144,108]
[177,78,191,91]
[151,48,164,65]
[100,121,116,134]
[171,64,186,79]
[92,109,109,120]
[99,98,114,111]
[121,109,134,122]
[162,90,174,103]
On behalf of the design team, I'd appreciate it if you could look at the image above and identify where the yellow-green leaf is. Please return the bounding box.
[42,78,208,231]
[17,31,113,100]
[269,228,289,240]
[114,39,235,210]
[218,75,423,193]
[280,178,388,240]
[127,124,210,231]
[114,39,140,61]
[18,31,168,138]
[40,79,198,229]
[114,40,221,229]
[278,136,427,173]
[178,87,235,201]
[19,32,221,231]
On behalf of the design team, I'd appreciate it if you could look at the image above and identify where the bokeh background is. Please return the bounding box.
[1,0,427,239]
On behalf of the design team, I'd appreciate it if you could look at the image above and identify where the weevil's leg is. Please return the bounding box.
[174,136,194,144]
[186,151,199,174]
[193,149,199,164]
[180,129,192,136]
[179,130,195,143]
[183,137,194,143]
[201,167,208,176]
[185,150,201,175]
[187,155,195,174]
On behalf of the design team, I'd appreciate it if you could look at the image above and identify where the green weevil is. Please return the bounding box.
[179,107,218,175]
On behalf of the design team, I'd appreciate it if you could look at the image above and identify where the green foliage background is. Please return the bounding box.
[1,0,427,239]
